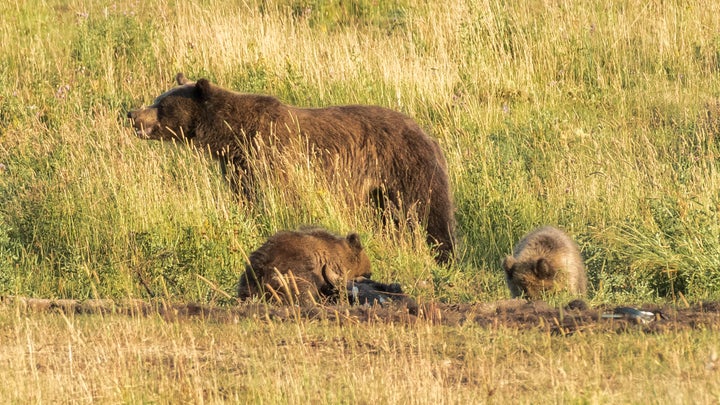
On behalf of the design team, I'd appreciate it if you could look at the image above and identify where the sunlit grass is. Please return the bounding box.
[0,306,718,403]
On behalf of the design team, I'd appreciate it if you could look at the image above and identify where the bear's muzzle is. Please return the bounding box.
[127,108,159,138]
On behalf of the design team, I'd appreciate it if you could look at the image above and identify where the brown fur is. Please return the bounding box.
[127,74,455,263]
[237,229,372,305]
[502,226,587,299]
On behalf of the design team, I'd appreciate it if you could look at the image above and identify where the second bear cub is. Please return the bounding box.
[502,226,587,299]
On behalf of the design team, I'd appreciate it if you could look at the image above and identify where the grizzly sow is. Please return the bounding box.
[502,226,587,299]
[237,229,372,305]
[127,74,455,263]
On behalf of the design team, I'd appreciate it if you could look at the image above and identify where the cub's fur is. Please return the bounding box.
[502,226,587,298]
[237,229,371,305]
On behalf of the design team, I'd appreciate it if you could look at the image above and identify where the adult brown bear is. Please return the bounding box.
[127,74,455,263]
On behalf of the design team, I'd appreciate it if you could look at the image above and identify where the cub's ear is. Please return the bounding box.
[346,233,363,251]
[175,72,189,85]
[502,256,515,274]
[320,264,336,288]
[534,258,556,278]
[196,78,212,100]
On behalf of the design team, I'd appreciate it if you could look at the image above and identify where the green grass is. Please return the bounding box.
[13,0,720,303]
[2,0,720,402]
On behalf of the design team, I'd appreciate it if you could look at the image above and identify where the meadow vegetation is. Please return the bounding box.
[1,0,720,402]
[0,306,718,403]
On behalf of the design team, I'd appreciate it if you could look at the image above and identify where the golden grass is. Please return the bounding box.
[0,306,718,403]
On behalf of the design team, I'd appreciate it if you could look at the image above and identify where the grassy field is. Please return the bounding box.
[0,305,718,403]
[1,0,720,402]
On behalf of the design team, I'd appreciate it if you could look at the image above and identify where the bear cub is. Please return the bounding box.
[127,73,455,264]
[237,229,372,305]
[502,226,587,299]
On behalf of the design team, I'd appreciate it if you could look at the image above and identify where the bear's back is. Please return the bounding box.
[249,230,341,271]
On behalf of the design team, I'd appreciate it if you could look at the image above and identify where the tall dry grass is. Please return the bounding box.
[0,306,718,403]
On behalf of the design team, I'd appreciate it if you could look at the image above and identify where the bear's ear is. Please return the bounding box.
[176,73,189,85]
[346,233,363,251]
[320,264,335,288]
[502,256,515,274]
[534,259,555,278]
[195,78,212,100]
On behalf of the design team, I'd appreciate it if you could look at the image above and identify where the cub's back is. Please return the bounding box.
[513,226,587,295]
[513,226,579,259]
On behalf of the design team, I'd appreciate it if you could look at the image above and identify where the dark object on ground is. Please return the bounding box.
[346,279,409,306]
[565,299,588,311]
[602,306,664,324]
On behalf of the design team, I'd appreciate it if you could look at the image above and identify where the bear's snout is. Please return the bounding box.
[126,108,160,138]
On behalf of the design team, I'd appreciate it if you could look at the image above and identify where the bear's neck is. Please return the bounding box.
[194,89,289,158]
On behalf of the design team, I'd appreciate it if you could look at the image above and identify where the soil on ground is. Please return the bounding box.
[2,296,719,334]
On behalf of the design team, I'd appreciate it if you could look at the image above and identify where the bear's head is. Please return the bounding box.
[319,232,372,288]
[342,233,372,280]
[502,256,557,299]
[127,73,211,141]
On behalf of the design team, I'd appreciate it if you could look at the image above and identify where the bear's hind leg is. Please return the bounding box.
[425,201,455,265]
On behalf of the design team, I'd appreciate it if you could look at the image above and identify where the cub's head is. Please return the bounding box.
[502,256,557,299]
[342,233,372,280]
[126,73,212,140]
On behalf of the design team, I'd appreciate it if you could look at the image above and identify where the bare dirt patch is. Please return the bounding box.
[2,296,719,334]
